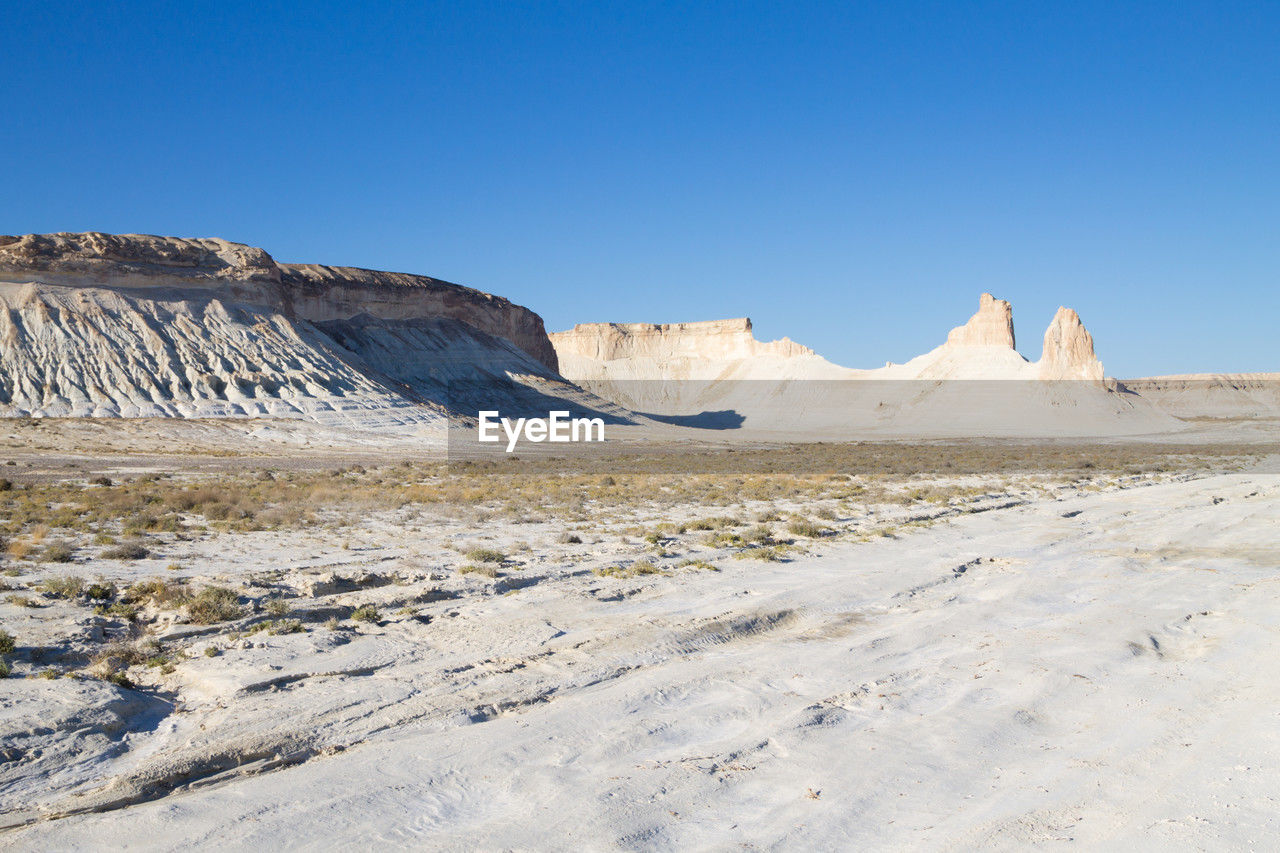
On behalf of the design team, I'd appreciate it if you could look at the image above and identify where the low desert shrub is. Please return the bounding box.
[39,575,84,598]
[0,629,15,654]
[465,548,505,564]
[703,531,745,548]
[249,618,304,635]
[186,587,244,624]
[787,519,825,538]
[351,604,380,623]
[732,545,789,562]
[593,560,662,579]
[458,564,498,578]
[6,541,33,561]
[40,541,75,563]
[103,541,150,561]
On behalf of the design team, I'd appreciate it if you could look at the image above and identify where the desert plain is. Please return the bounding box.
[1,233,1278,849]
[0,420,1278,849]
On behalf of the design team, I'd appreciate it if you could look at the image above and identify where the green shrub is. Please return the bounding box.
[351,604,380,623]
[103,541,150,560]
[593,560,662,579]
[249,618,304,635]
[458,564,498,578]
[465,548,505,564]
[0,629,15,654]
[40,575,84,598]
[40,541,76,563]
[787,519,825,538]
[703,531,745,548]
[186,587,243,624]
[733,545,789,562]
[94,602,138,621]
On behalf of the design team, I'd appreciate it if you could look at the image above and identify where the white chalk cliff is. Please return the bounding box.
[0,232,612,427]
[551,318,848,382]
[550,294,1179,437]
[553,293,1107,384]
[875,294,1105,381]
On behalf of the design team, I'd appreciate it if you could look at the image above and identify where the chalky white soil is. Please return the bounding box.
[3,461,1279,850]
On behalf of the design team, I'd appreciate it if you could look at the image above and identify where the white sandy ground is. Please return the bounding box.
[3,460,1280,849]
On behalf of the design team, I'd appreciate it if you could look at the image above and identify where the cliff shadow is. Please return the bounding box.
[637,409,747,430]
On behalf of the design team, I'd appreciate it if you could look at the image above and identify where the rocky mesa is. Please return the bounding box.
[552,292,1107,383]
[0,232,564,424]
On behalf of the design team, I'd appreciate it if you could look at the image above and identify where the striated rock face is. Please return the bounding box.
[0,232,567,423]
[552,295,1111,385]
[551,318,815,365]
[0,232,280,285]
[1038,307,1104,381]
[0,233,557,372]
[276,263,557,372]
[945,293,1016,349]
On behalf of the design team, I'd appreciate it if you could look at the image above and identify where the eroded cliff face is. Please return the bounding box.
[0,233,557,373]
[276,263,557,372]
[554,294,1108,383]
[0,232,564,422]
[551,318,815,365]
[547,296,1179,436]
[888,294,1105,381]
[944,292,1017,349]
[1038,307,1104,381]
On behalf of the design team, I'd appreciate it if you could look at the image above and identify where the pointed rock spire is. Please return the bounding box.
[1038,307,1104,381]
[945,293,1016,349]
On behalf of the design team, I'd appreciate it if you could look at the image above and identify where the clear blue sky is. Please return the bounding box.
[5,1,1277,376]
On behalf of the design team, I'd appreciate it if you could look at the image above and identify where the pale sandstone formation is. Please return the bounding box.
[0,233,557,372]
[552,293,1107,384]
[1118,373,1280,419]
[547,294,1186,436]
[0,232,574,424]
[550,318,816,366]
[944,292,1016,349]
[1039,306,1104,381]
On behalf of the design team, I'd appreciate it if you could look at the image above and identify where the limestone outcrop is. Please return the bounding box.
[550,294,1109,384]
[1038,307,1104,381]
[546,293,1171,436]
[0,233,557,373]
[551,318,815,366]
[945,293,1016,349]
[880,294,1106,380]
[0,232,574,423]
